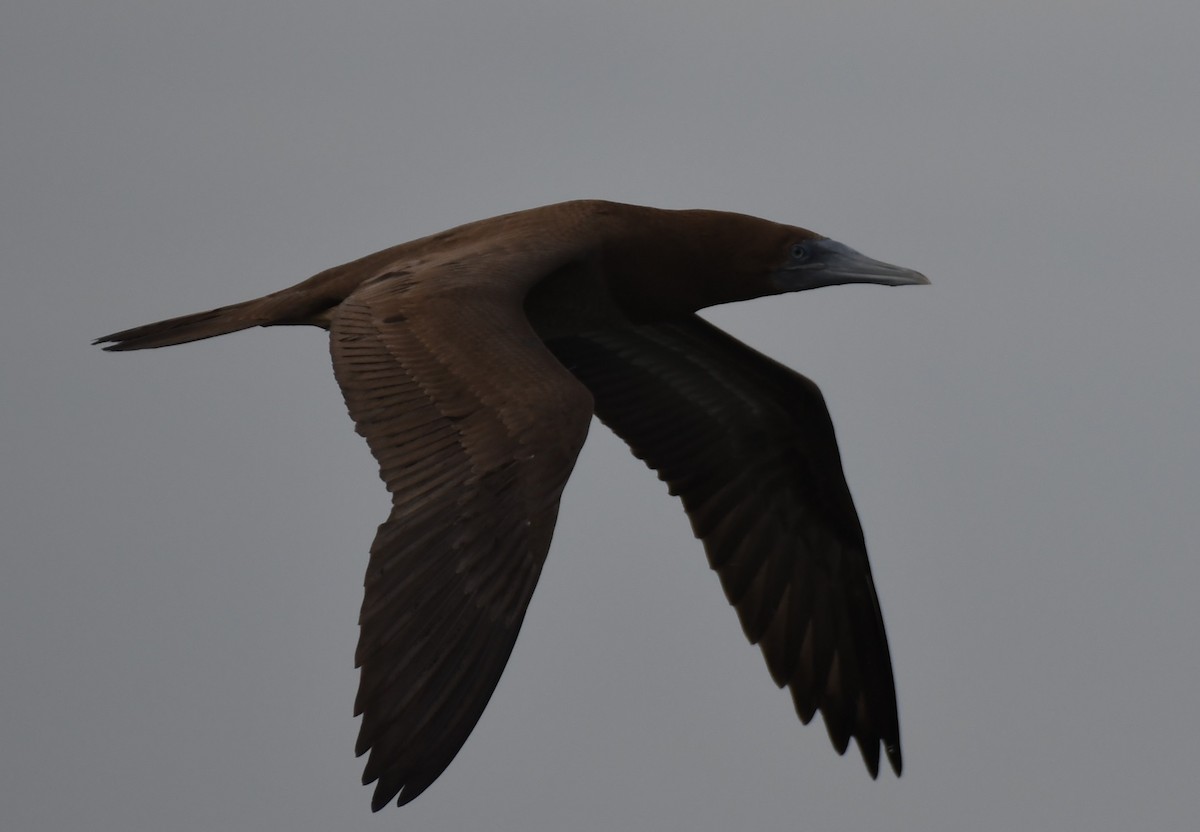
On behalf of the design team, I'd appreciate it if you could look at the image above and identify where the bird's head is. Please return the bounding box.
[665,211,930,312]
[592,205,928,319]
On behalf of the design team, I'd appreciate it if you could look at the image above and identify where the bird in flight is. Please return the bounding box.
[96,200,928,811]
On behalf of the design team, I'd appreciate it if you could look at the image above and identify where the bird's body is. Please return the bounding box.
[96,200,927,810]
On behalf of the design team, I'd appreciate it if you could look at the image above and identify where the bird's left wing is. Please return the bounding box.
[329,269,594,809]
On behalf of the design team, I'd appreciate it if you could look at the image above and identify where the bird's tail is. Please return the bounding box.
[93,285,334,351]
[93,297,280,351]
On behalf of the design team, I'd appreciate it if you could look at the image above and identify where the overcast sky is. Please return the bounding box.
[4,2,1199,830]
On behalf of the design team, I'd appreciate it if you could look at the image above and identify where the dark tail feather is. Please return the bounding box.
[94,298,277,351]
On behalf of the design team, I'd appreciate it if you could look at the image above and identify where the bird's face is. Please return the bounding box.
[770,235,930,292]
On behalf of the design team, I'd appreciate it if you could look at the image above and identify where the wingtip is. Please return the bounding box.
[366,771,401,812]
[856,737,901,780]
[859,736,882,779]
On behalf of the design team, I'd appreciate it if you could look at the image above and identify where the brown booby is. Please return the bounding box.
[96,200,928,810]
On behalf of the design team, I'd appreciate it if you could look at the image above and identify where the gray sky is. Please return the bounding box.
[4,1,1199,829]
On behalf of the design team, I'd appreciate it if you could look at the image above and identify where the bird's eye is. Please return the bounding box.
[790,243,810,261]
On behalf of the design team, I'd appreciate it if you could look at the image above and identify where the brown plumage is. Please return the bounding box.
[95,200,928,810]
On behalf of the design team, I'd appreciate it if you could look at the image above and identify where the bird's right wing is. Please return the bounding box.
[545,314,902,777]
[329,271,594,810]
